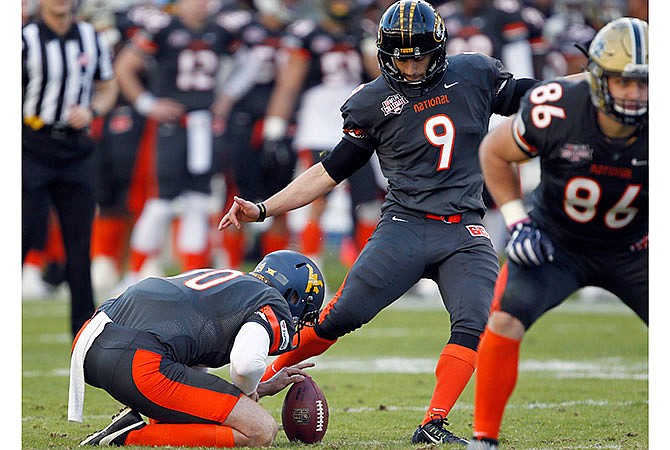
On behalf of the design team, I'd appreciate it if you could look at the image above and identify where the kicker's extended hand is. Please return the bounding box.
[218,196,262,230]
[505,222,555,267]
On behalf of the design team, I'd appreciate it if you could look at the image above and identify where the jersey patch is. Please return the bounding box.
[466,225,491,239]
[559,144,593,163]
[381,94,408,116]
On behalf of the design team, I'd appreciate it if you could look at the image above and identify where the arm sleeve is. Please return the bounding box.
[229,321,270,395]
[493,77,538,116]
[321,137,375,184]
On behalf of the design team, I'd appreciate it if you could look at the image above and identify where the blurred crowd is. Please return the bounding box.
[22,0,649,302]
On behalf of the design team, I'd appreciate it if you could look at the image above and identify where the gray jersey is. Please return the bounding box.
[97,269,295,368]
[340,52,514,216]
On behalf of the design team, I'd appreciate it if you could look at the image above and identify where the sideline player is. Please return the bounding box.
[467,17,648,450]
[213,0,302,268]
[69,250,325,447]
[260,0,384,267]
[220,0,539,443]
[114,0,238,287]
[84,1,164,296]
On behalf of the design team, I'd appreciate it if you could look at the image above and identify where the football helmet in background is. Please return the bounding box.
[587,17,648,126]
[252,250,326,330]
[376,0,448,97]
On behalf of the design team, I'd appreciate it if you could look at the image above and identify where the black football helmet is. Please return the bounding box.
[251,250,325,331]
[587,17,648,126]
[376,0,448,97]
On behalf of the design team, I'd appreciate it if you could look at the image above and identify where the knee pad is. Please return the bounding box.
[130,199,173,253]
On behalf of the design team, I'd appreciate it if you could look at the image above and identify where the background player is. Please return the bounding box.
[114,0,239,290]
[220,0,539,443]
[259,0,385,267]
[213,0,304,269]
[468,17,648,450]
[69,250,325,448]
[80,1,165,298]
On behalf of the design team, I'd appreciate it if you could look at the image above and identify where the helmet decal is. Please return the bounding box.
[305,264,324,296]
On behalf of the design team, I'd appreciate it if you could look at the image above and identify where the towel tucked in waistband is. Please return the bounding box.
[68,311,112,422]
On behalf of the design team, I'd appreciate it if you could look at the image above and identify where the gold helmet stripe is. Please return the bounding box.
[408,0,416,46]
[399,0,405,45]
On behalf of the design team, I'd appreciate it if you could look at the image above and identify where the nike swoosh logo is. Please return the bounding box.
[392,215,408,223]
[444,81,459,89]
[631,158,647,166]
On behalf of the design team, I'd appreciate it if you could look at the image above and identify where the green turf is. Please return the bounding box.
[22,259,648,449]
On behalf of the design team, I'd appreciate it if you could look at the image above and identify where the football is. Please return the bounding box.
[281,375,329,443]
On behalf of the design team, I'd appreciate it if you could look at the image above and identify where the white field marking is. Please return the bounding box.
[299,357,648,380]
[391,293,634,314]
[24,398,644,422]
[316,398,646,414]
[25,357,647,380]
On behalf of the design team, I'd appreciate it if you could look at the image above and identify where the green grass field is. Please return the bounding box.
[21,259,648,450]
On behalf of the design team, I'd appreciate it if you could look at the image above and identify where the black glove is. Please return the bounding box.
[260,138,292,170]
[505,222,555,267]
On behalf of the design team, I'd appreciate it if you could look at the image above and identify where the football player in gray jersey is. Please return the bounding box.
[220,0,538,444]
[468,17,648,450]
[69,251,325,447]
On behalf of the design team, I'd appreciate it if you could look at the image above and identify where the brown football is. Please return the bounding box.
[281,376,329,444]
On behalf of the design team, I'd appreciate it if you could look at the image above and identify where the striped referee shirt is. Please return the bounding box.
[22,20,114,129]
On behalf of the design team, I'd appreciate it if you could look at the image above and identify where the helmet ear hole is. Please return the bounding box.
[288,291,300,306]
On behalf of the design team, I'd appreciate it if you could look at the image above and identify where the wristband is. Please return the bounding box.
[499,199,530,230]
[134,92,156,116]
[255,202,267,222]
[263,116,287,140]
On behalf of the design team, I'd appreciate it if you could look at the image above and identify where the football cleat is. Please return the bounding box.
[79,408,145,446]
[411,418,469,445]
[467,438,499,450]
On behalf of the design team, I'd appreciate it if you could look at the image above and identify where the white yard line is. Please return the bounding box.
[27,357,647,380]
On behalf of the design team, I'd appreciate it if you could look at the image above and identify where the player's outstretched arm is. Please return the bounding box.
[218,162,337,230]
